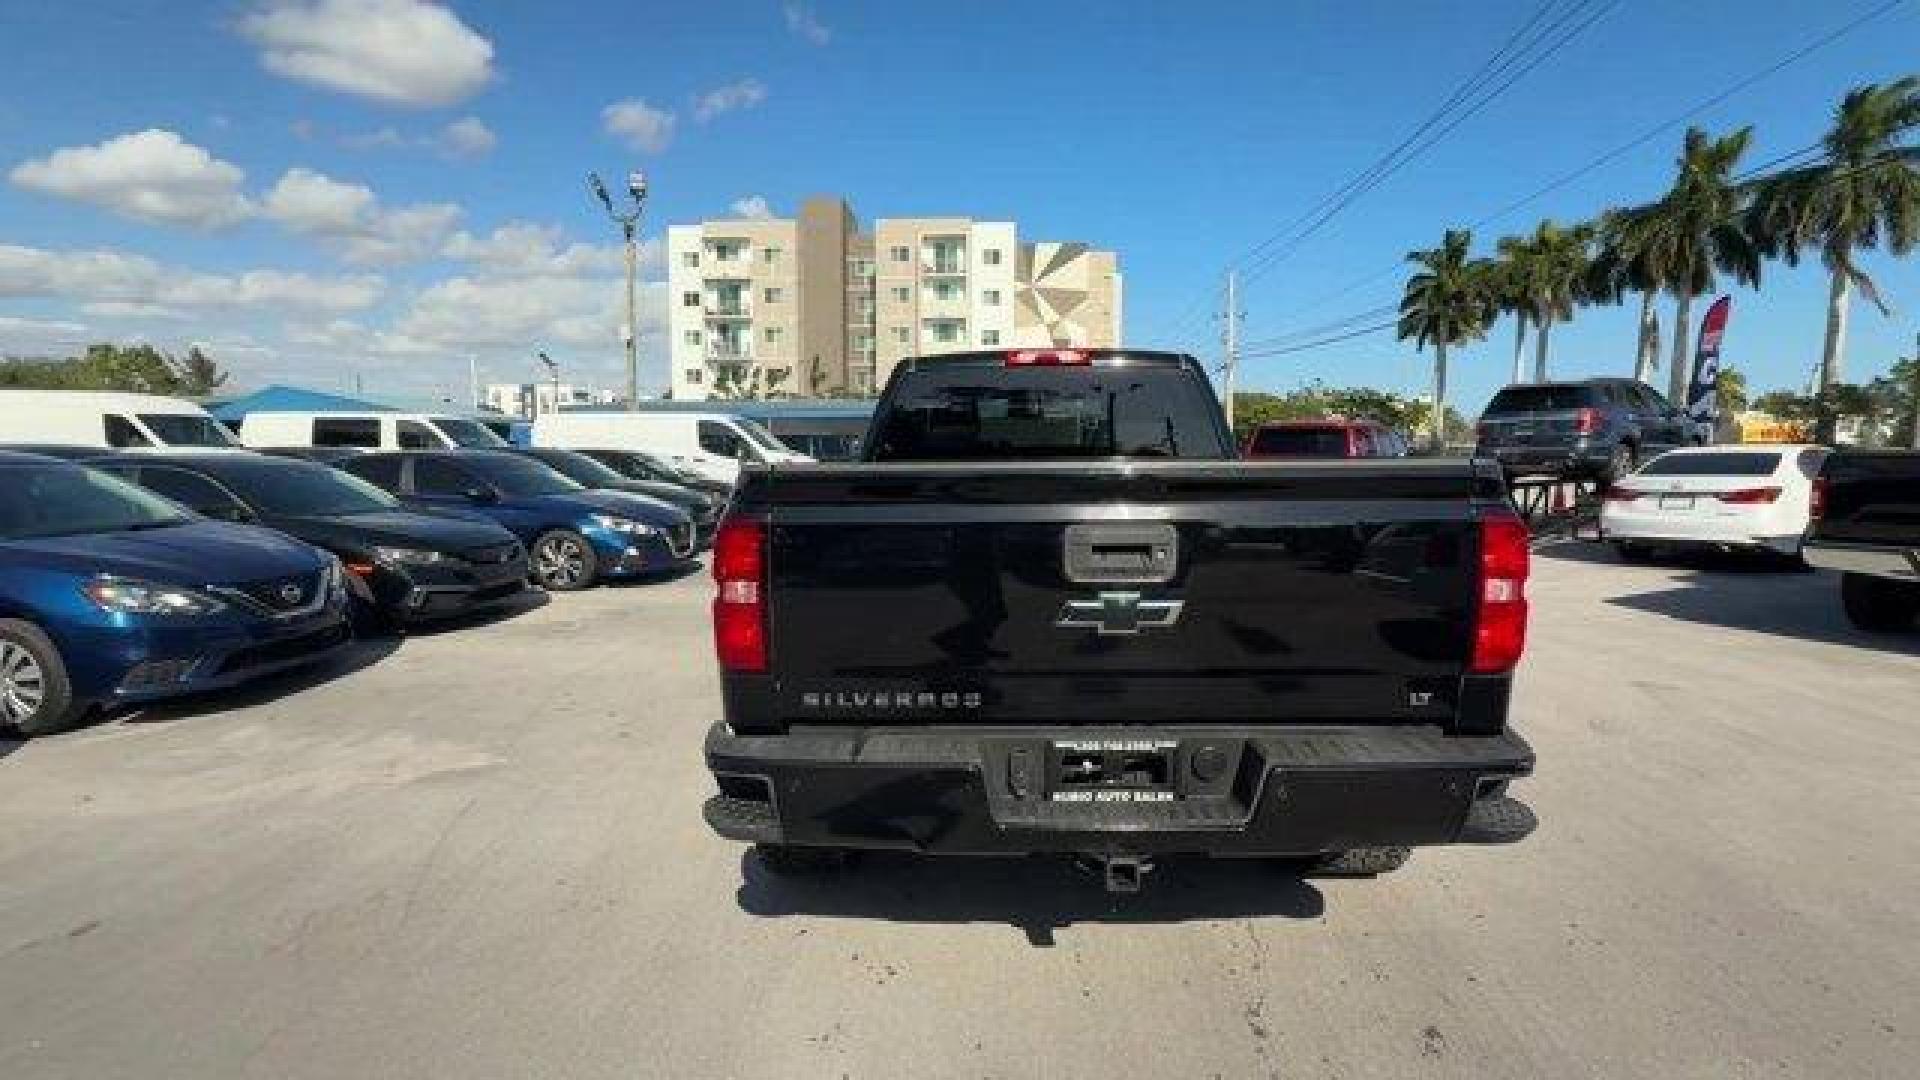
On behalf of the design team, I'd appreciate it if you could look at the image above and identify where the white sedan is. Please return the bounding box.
[1600,444,1829,561]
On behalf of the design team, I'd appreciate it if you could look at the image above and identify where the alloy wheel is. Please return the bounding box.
[534,535,589,589]
[0,640,46,726]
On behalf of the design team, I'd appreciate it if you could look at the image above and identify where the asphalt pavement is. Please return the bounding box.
[1,547,1916,1079]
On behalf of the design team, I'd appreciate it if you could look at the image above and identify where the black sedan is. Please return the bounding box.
[95,453,527,631]
[513,447,718,547]
[258,445,367,465]
[574,447,734,502]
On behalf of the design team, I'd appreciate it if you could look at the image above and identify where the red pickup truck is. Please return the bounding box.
[1242,420,1409,459]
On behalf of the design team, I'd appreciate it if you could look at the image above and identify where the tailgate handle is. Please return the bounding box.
[1064,522,1178,584]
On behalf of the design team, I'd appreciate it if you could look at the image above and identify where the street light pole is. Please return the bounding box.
[538,350,559,418]
[588,171,648,411]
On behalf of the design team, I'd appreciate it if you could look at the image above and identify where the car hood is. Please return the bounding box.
[1,520,324,584]
[272,510,517,553]
[541,488,689,526]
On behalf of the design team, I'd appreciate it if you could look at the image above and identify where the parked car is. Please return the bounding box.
[95,453,528,631]
[1476,378,1698,482]
[1804,449,1920,633]
[0,451,349,736]
[340,451,695,591]
[0,443,118,462]
[512,447,718,548]
[703,348,1534,892]
[1242,419,1409,459]
[575,447,735,501]
[237,411,507,453]
[0,390,243,452]
[531,411,811,486]
[1600,445,1828,563]
[258,445,367,465]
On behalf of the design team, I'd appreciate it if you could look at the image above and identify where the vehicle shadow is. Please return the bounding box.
[604,560,705,588]
[0,735,22,761]
[118,636,401,723]
[1534,539,1804,573]
[736,851,1326,946]
[398,589,551,638]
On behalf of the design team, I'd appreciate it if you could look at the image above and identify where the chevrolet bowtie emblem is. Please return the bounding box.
[1055,592,1184,636]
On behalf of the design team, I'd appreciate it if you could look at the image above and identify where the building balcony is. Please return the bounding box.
[921,260,967,277]
[920,292,969,318]
[704,303,751,319]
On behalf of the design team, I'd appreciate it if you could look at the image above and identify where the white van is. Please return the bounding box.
[532,411,812,484]
[0,390,241,451]
[238,411,508,452]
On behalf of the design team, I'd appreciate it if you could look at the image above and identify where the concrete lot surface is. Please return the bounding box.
[2,548,1916,1079]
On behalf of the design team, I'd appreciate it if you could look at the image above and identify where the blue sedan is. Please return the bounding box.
[339,450,695,590]
[0,451,350,736]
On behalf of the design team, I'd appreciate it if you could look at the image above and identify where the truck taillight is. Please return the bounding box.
[1714,486,1782,505]
[1810,477,1828,520]
[1574,407,1602,435]
[1005,349,1089,367]
[1471,512,1530,675]
[712,514,768,673]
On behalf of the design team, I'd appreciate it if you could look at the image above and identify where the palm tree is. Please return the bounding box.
[1588,206,1665,383]
[1499,219,1592,382]
[1749,78,1920,396]
[1398,228,1495,449]
[1631,126,1764,404]
[1489,239,1532,385]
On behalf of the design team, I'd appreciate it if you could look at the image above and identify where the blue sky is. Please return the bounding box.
[1,0,1916,412]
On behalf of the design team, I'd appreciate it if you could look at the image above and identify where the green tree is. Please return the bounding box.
[1497,219,1592,383]
[175,346,229,395]
[1631,127,1764,404]
[1397,228,1495,449]
[1587,205,1666,383]
[1487,243,1530,385]
[1749,78,1920,404]
[1868,356,1918,447]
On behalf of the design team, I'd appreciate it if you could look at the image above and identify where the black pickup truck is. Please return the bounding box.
[702,349,1536,892]
[1806,450,1920,632]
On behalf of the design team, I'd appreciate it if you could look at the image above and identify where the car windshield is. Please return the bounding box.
[1248,427,1351,456]
[534,450,628,488]
[871,366,1227,460]
[1483,386,1600,414]
[138,413,238,447]
[466,454,583,497]
[431,418,508,448]
[0,463,192,540]
[218,460,400,516]
[1637,452,1782,477]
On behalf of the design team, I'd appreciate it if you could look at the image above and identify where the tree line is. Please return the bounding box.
[1398,77,1920,446]
[1,343,231,397]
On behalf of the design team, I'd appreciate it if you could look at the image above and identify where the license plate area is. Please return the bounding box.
[1048,738,1179,803]
[1658,494,1696,510]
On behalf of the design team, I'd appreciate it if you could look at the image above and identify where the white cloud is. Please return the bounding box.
[82,300,186,320]
[9,129,252,228]
[238,0,494,108]
[601,99,675,153]
[783,2,830,45]
[437,116,497,158]
[0,315,94,356]
[441,220,658,277]
[341,126,409,151]
[388,274,667,355]
[0,243,383,314]
[727,195,774,220]
[693,78,768,123]
[262,167,461,265]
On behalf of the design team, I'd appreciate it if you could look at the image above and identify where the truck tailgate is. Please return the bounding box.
[740,459,1502,729]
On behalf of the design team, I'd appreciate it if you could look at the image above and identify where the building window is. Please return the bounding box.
[852,295,872,315]
[890,286,910,303]
[683,330,702,346]
[762,246,781,263]
[890,245,910,262]
[983,248,1002,266]
[891,326,909,344]
[929,322,962,344]
[682,291,700,307]
[982,289,1001,306]
[681,251,699,268]
[930,280,962,301]
[763,287,783,304]
[711,241,744,262]
[685,368,703,384]
[852,260,873,277]
[982,329,1000,346]
[764,326,783,345]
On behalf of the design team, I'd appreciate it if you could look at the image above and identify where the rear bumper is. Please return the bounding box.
[1600,508,1803,554]
[703,723,1535,856]
[1804,540,1919,581]
[1483,444,1610,479]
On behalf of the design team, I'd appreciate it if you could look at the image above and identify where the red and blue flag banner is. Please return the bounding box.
[1686,296,1731,443]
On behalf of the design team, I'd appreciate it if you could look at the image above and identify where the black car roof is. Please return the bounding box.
[110,452,333,481]
[0,449,92,469]
[0,444,110,461]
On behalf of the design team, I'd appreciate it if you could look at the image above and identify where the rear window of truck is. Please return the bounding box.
[869,366,1228,460]
[1484,385,1599,414]
[1637,452,1781,476]
[1248,427,1352,456]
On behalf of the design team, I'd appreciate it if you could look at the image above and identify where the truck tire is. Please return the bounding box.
[0,619,79,738]
[1840,573,1920,633]
[1306,846,1411,877]
[753,844,853,876]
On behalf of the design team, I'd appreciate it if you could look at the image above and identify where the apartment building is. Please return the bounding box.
[483,382,618,419]
[667,197,1121,401]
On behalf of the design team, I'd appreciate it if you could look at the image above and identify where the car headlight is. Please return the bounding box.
[82,577,226,617]
[591,514,658,536]
[372,546,445,566]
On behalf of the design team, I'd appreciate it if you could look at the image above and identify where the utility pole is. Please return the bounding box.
[1911,330,1920,449]
[1220,271,1241,432]
[587,171,649,410]
[467,354,479,411]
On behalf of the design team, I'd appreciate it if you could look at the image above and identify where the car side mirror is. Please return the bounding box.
[462,486,497,504]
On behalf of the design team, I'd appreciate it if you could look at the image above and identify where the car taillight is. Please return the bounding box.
[1574,407,1602,435]
[1809,477,1828,520]
[1005,349,1089,367]
[1714,487,1782,505]
[1471,512,1530,675]
[1602,485,1641,502]
[712,514,767,673]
